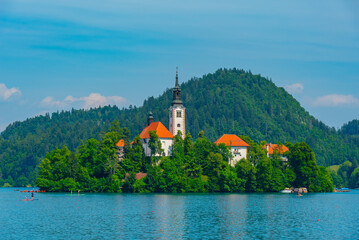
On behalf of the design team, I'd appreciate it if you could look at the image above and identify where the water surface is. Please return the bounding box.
[1,188,358,239]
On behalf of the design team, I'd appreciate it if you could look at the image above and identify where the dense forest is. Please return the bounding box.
[36,123,333,193]
[0,68,358,187]
[329,120,359,188]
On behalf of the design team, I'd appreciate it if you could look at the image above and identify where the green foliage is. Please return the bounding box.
[287,142,319,188]
[349,166,359,188]
[36,124,128,192]
[256,156,273,192]
[329,159,359,188]
[2,68,352,187]
[236,159,257,192]
[148,131,163,157]
[36,123,333,193]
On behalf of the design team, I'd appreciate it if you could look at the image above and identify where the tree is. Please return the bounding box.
[148,131,163,157]
[99,132,120,180]
[172,131,185,162]
[184,132,193,155]
[288,142,325,190]
[236,159,257,192]
[256,156,273,192]
[219,167,241,192]
[205,152,225,192]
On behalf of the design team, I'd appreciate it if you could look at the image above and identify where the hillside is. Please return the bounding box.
[339,119,359,147]
[1,68,358,186]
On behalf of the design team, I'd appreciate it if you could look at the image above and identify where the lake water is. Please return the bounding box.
[1,188,358,239]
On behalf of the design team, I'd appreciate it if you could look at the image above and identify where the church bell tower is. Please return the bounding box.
[169,68,185,138]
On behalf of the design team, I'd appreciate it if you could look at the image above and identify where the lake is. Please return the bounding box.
[1,188,358,239]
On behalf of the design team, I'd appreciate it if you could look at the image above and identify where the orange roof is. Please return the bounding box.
[116,139,125,147]
[264,144,289,155]
[214,134,249,147]
[139,121,173,139]
[135,172,147,180]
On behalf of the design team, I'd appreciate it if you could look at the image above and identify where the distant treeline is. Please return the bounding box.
[36,122,333,193]
[1,68,358,187]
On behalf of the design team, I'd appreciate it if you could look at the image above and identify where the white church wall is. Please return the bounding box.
[141,138,173,157]
[229,146,248,167]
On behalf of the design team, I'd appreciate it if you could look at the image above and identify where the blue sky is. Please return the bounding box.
[0,0,358,131]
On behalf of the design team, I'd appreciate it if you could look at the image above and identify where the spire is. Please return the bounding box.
[171,67,183,106]
[175,67,179,88]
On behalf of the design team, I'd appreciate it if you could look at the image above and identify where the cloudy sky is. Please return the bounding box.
[0,0,358,131]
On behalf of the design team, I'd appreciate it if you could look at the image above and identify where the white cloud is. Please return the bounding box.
[313,94,359,107]
[0,83,21,100]
[284,83,304,94]
[41,96,66,108]
[41,93,126,109]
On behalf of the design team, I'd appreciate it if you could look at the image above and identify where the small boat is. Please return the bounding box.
[280,188,292,193]
[334,188,350,192]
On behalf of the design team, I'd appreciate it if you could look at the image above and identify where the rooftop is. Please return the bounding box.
[139,121,173,139]
[214,134,250,147]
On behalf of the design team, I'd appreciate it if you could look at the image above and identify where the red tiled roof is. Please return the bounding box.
[264,144,289,155]
[116,139,125,147]
[124,172,147,180]
[135,172,147,180]
[139,121,173,139]
[214,134,249,147]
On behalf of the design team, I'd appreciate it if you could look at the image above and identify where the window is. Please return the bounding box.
[177,124,181,127]
[176,111,182,118]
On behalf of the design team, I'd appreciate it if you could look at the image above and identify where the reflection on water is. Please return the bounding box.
[1,188,359,239]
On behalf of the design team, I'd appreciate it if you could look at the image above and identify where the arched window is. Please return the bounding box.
[176,111,182,118]
[177,124,181,127]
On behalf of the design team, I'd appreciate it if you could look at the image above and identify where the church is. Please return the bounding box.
[136,69,185,157]
[116,69,251,162]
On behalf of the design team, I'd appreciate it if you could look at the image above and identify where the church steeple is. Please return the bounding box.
[175,67,179,88]
[169,67,185,138]
[172,67,183,106]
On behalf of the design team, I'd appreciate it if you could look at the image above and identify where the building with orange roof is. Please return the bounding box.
[139,113,174,156]
[116,139,125,161]
[214,134,249,166]
[116,139,125,147]
[128,70,185,157]
[123,69,185,158]
[264,143,289,162]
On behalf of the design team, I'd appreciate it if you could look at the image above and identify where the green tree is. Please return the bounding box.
[287,142,321,189]
[148,131,163,157]
[256,156,273,192]
[236,159,257,192]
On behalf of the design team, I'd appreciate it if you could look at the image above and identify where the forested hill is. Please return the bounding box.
[1,68,358,186]
[339,119,359,147]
